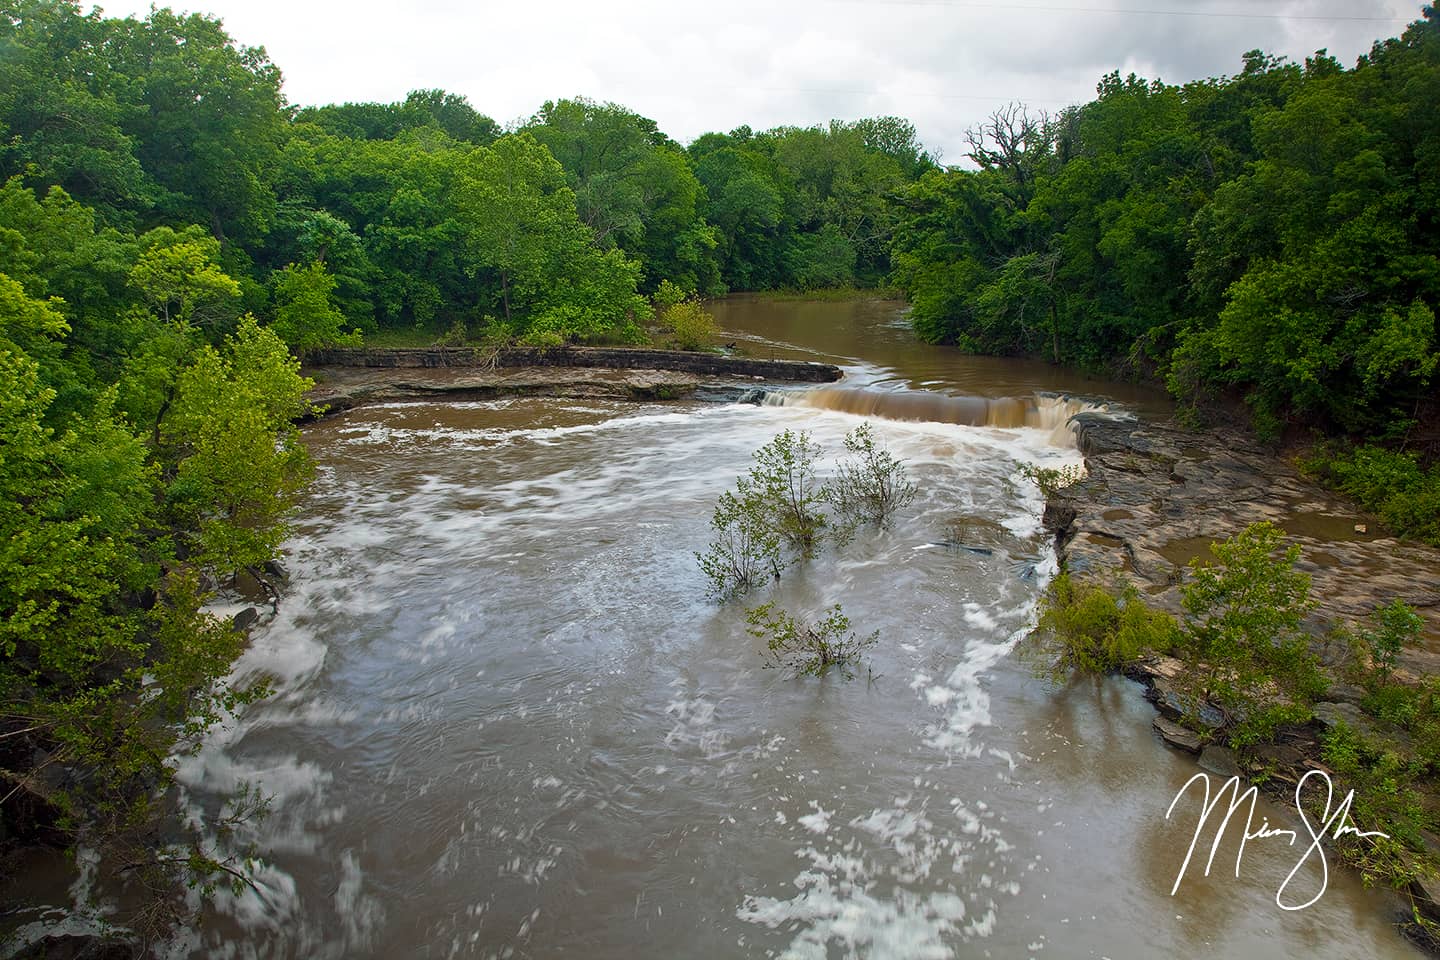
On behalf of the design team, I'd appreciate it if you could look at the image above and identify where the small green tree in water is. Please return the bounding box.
[696,476,787,599]
[826,423,917,532]
[699,425,919,597]
[752,428,827,556]
[747,602,879,679]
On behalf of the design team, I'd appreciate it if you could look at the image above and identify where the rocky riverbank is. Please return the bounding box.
[301,349,843,419]
[1043,411,1440,934]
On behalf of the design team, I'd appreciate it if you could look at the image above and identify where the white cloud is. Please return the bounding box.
[93,0,1425,159]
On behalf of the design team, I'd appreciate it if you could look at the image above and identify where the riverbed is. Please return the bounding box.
[13,296,1418,959]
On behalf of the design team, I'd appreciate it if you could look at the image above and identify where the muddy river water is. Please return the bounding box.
[24,297,1422,958]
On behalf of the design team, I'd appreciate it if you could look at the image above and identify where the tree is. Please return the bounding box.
[0,1,153,222]
[108,7,288,245]
[696,477,787,599]
[269,261,361,356]
[0,270,295,938]
[523,98,717,291]
[456,133,649,341]
[1175,522,1327,743]
[158,315,315,578]
[826,423,917,528]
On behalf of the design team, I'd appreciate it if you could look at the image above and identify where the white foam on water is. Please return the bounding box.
[797,804,833,835]
[738,856,970,960]
[159,388,1094,959]
[732,402,1083,958]
[337,407,701,452]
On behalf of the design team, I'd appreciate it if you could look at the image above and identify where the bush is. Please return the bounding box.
[1355,599,1426,686]
[698,426,918,598]
[826,423,917,530]
[270,261,362,356]
[696,477,787,599]
[653,280,718,351]
[750,429,827,557]
[661,300,719,351]
[1174,521,1328,742]
[1031,573,1180,677]
[1322,721,1437,890]
[746,602,878,679]
[1305,444,1440,546]
[1019,462,1085,498]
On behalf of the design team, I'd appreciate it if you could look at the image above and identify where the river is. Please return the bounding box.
[21,297,1420,958]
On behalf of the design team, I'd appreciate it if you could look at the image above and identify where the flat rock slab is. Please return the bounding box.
[301,365,777,419]
[1056,413,1440,668]
[1154,716,1205,753]
[308,345,843,383]
[1198,744,1243,778]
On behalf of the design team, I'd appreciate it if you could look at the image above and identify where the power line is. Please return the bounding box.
[731,83,1078,105]
[825,0,1414,22]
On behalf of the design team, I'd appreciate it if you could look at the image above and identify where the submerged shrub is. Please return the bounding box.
[750,428,828,557]
[826,423,917,531]
[698,424,918,599]
[696,477,786,599]
[1358,599,1425,685]
[746,602,879,679]
[1018,461,1085,498]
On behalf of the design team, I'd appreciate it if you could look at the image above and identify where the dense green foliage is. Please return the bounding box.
[892,11,1440,534]
[1173,521,1328,745]
[652,280,719,351]
[1322,602,1440,895]
[1,2,937,354]
[0,240,312,927]
[1035,523,1328,745]
[1031,572,1180,677]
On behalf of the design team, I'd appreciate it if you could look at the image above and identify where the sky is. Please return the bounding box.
[96,0,1426,162]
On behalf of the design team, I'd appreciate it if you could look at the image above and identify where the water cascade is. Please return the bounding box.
[771,386,1104,445]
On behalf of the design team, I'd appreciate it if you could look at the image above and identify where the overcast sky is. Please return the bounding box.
[96,0,1425,162]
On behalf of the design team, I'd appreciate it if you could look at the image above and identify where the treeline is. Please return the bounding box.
[1,1,936,353]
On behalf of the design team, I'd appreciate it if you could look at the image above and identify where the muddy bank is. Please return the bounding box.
[1044,411,1440,929]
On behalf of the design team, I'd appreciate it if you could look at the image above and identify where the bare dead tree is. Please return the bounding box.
[963,103,1059,197]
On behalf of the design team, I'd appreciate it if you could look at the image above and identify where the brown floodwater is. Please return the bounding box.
[3,297,1420,959]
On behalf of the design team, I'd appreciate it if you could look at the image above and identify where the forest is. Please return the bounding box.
[0,0,1437,936]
